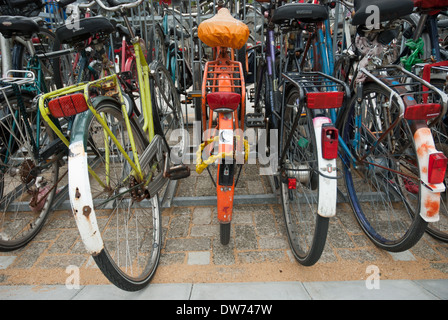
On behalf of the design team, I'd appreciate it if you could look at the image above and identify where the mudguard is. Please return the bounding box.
[414,127,445,222]
[68,111,103,255]
[313,117,337,218]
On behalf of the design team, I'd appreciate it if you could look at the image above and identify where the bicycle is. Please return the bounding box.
[0,12,71,251]
[148,2,207,129]
[195,4,250,245]
[332,0,448,251]
[248,0,347,266]
[39,0,189,291]
[396,0,448,242]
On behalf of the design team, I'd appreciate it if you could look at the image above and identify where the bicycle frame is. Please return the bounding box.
[199,46,246,225]
[39,21,158,255]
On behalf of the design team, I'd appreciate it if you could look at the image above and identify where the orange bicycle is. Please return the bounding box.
[196,7,250,245]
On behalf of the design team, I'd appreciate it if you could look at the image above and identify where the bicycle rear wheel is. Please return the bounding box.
[280,88,329,266]
[75,99,162,291]
[341,83,427,251]
[0,92,60,251]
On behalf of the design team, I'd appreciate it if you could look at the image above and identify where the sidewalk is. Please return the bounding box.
[1,164,448,300]
[1,280,447,300]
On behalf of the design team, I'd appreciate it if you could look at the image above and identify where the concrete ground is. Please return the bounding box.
[0,163,448,299]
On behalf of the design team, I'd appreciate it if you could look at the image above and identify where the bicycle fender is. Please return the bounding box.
[313,117,337,218]
[68,112,104,255]
[414,127,445,222]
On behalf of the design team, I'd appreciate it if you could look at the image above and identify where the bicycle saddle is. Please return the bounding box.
[207,92,241,112]
[352,0,414,26]
[56,16,116,45]
[198,8,249,50]
[0,15,39,38]
[271,3,328,24]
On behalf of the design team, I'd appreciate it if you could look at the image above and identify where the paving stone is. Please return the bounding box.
[238,250,286,264]
[234,225,258,250]
[190,225,218,237]
[0,256,17,270]
[192,207,212,225]
[188,252,210,265]
[165,238,210,252]
[258,236,288,250]
[212,238,236,266]
[159,253,185,266]
[168,215,191,238]
[388,250,416,262]
[36,255,87,269]
[10,242,49,269]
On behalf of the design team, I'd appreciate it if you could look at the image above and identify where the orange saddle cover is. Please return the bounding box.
[198,8,250,49]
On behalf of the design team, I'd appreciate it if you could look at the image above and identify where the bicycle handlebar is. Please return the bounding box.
[78,0,143,12]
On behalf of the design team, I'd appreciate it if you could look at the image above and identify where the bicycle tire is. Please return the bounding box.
[341,82,428,252]
[74,99,162,291]
[280,88,329,266]
[220,222,231,246]
[147,23,167,67]
[150,61,185,163]
[0,91,60,251]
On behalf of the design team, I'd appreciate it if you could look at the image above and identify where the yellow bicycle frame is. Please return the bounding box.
[39,38,156,186]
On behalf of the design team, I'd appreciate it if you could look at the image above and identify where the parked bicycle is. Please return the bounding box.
[38,0,189,291]
[0,8,72,251]
[334,0,448,251]
[195,3,250,245]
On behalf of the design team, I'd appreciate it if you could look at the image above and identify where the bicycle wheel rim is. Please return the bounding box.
[280,89,328,266]
[0,93,59,251]
[341,83,427,251]
[151,62,185,162]
[83,101,162,290]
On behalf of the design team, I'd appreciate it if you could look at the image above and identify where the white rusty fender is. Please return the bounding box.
[68,141,104,255]
[413,127,445,222]
[313,117,337,218]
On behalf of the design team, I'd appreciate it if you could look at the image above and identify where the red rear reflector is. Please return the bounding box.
[404,103,441,120]
[48,93,89,118]
[306,92,344,109]
[428,152,447,184]
[322,125,338,160]
[288,178,297,190]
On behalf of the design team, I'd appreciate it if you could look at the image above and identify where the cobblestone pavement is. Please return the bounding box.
[1,163,448,287]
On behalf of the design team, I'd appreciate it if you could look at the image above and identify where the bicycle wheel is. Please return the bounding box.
[77,99,162,291]
[150,62,185,162]
[341,82,427,251]
[280,88,329,266]
[0,91,60,251]
[52,37,77,89]
[426,80,448,242]
[147,23,167,67]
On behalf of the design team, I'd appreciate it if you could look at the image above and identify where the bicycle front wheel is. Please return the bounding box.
[341,83,427,251]
[73,99,162,291]
[280,88,329,266]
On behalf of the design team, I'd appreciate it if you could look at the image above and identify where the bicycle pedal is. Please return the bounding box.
[164,164,190,180]
[245,113,265,128]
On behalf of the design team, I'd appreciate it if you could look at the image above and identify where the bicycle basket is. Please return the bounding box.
[0,0,43,17]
